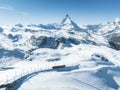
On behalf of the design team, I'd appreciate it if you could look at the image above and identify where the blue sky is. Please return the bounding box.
[0,0,120,25]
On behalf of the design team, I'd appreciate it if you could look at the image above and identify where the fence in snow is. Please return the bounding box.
[0,63,67,85]
[0,64,51,88]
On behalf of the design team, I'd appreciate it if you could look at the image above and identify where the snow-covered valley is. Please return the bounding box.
[0,15,120,90]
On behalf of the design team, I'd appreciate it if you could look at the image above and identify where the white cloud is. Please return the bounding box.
[0,6,14,11]
[0,5,28,17]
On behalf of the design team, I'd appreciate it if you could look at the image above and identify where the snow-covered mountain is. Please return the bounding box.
[0,15,120,90]
[86,18,120,35]
[60,14,83,30]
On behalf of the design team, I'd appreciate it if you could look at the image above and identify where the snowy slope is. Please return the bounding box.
[0,15,120,90]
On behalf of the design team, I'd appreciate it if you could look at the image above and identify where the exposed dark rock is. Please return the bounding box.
[47,58,60,62]
[31,36,81,49]
[8,34,21,42]
[38,24,58,29]
[92,53,109,62]
[31,36,56,48]
[68,38,80,45]
[0,27,3,32]
[0,48,25,59]
[15,23,23,28]
[11,28,18,32]
[107,34,120,50]
[86,24,101,32]
[109,41,120,50]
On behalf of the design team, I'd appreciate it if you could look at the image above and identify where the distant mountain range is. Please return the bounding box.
[0,15,120,51]
[0,15,120,90]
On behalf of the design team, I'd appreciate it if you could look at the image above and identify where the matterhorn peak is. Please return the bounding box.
[60,14,82,30]
[61,14,72,25]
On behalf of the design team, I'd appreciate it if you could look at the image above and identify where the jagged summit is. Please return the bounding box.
[60,14,82,30]
[61,14,72,25]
